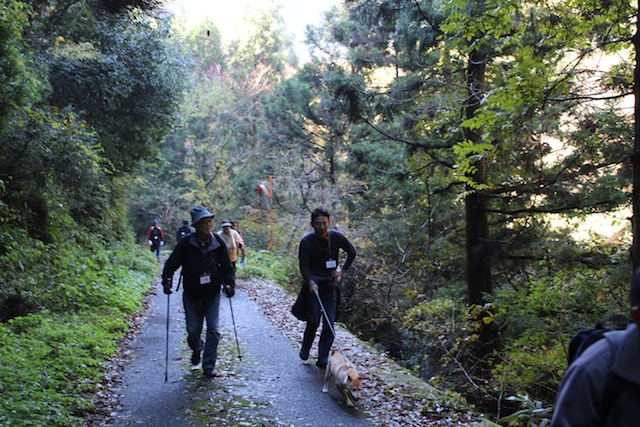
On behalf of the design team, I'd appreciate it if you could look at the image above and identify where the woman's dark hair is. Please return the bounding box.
[311,207,330,222]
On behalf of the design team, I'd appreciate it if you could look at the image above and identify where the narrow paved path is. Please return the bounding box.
[107,278,190,426]
[105,275,373,427]
[221,287,371,426]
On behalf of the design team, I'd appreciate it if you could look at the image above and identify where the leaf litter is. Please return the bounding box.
[239,277,493,427]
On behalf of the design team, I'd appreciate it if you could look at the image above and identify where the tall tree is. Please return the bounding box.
[129,5,295,241]
[1,0,188,238]
[296,0,634,365]
[262,62,367,210]
[47,8,188,173]
[0,1,41,136]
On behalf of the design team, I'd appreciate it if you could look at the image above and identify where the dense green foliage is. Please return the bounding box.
[141,0,636,422]
[0,1,187,425]
[0,0,189,239]
[242,250,299,288]
[0,232,157,426]
[1,0,638,425]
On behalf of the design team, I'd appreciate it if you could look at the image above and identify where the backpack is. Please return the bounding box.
[567,314,629,366]
[151,227,162,240]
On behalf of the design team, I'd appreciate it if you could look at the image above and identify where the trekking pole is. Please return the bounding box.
[165,293,170,382]
[228,297,242,360]
[165,272,183,382]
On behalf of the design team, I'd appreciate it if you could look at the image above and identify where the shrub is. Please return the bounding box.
[243,249,298,291]
[0,232,157,426]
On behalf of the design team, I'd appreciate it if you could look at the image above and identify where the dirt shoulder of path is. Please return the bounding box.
[238,276,497,427]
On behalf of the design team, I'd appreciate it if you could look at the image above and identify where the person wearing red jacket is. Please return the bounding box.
[147,219,164,261]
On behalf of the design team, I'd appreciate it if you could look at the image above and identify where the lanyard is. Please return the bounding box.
[315,231,332,260]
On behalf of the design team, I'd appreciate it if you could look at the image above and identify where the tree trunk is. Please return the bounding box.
[466,178,491,305]
[465,48,492,306]
[464,43,500,359]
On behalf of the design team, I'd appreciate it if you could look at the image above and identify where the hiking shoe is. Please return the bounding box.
[191,350,201,366]
[299,348,309,361]
[203,368,215,378]
[316,360,327,369]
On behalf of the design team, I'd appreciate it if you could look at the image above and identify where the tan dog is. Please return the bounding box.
[322,348,363,407]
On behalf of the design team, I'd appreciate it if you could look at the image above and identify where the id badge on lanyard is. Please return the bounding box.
[200,274,211,285]
[324,232,336,269]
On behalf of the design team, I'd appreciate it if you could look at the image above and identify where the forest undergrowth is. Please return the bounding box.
[0,228,157,427]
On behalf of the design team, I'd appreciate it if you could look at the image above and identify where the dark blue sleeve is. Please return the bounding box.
[334,231,357,271]
[162,237,187,283]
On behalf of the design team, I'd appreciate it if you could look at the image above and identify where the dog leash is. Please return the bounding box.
[313,290,344,353]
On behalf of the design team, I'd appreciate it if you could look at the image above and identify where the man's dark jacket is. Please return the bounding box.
[298,230,357,286]
[162,232,235,299]
[176,225,191,241]
[551,324,640,426]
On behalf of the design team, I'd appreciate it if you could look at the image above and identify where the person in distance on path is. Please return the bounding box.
[176,219,191,244]
[298,207,356,369]
[147,219,164,261]
[231,220,247,268]
[162,206,236,378]
[217,220,246,271]
[550,267,640,426]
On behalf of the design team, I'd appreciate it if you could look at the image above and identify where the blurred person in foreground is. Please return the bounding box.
[550,267,640,426]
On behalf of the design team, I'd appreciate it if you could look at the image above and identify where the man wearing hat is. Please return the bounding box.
[162,206,236,378]
[218,220,246,270]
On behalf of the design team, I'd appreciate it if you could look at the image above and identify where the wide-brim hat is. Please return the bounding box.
[221,221,233,227]
[190,206,215,225]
